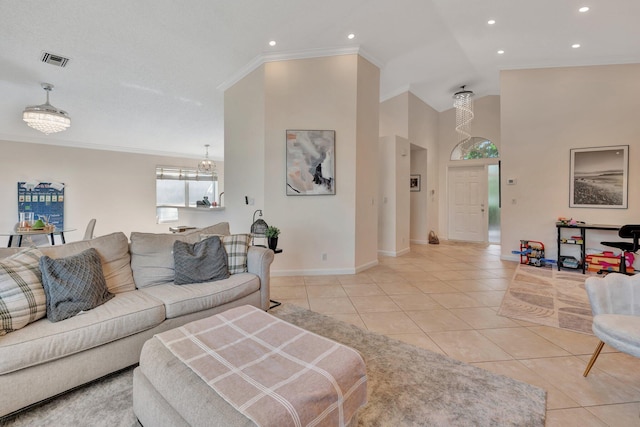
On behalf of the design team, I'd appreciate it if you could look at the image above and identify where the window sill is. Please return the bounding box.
[157,205,225,212]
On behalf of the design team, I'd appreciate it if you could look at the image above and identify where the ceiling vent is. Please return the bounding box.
[40,52,70,68]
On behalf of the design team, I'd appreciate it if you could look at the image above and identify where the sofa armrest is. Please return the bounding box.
[247,246,275,310]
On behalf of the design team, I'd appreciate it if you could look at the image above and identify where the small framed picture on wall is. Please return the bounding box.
[410,174,421,192]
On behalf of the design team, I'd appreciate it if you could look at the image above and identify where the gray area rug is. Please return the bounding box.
[273,304,546,427]
[2,304,546,426]
[498,264,594,334]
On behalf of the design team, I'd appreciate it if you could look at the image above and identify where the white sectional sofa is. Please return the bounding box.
[0,222,274,418]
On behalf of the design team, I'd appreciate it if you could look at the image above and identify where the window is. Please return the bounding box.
[156,167,218,222]
[451,137,499,160]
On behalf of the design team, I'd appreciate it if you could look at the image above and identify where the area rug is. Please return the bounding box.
[273,304,546,426]
[3,304,546,427]
[498,263,594,334]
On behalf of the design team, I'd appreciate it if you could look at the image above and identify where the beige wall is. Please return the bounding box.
[500,64,640,263]
[379,92,440,245]
[225,54,380,275]
[354,56,381,268]
[380,92,409,139]
[0,140,228,246]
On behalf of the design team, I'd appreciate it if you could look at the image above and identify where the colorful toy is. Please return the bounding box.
[512,240,555,267]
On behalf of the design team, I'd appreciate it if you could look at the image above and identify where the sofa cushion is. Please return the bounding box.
[0,248,46,335]
[0,290,165,375]
[201,233,252,275]
[130,222,231,288]
[40,248,114,322]
[39,232,135,294]
[139,273,260,319]
[173,237,229,285]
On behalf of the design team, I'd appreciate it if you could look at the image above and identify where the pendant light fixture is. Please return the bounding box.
[23,83,71,134]
[453,85,474,143]
[197,144,217,178]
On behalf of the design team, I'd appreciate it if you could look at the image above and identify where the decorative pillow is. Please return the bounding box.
[39,248,114,322]
[201,233,251,274]
[0,248,46,335]
[173,236,230,285]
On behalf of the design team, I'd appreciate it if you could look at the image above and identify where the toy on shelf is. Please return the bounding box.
[512,240,556,267]
[587,251,636,274]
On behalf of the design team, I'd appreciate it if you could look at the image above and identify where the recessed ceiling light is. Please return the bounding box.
[269,40,276,47]
[487,19,496,25]
[347,33,355,40]
[572,43,581,49]
[579,6,590,12]
[497,50,505,55]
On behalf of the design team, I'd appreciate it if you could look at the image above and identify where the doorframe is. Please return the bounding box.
[446,159,500,243]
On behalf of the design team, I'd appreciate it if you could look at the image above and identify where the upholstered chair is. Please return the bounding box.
[583,273,640,376]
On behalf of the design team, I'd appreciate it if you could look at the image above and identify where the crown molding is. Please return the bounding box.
[217,46,385,92]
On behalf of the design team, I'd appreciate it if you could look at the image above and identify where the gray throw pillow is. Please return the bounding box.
[173,236,230,285]
[39,248,114,322]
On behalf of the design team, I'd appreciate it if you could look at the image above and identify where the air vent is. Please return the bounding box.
[40,52,70,68]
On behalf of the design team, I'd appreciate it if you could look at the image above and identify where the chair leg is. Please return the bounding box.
[583,341,605,377]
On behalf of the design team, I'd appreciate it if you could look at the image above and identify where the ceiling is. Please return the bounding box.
[1,0,639,160]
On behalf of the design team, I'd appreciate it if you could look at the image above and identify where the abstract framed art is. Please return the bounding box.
[286,130,336,195]
[569,145,628,208]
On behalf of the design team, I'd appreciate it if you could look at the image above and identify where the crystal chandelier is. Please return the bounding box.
[197,144,217,178]
[23,83,71,135]
[453,85,474,143]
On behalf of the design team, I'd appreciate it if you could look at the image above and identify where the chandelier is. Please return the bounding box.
[197,144,217,178]
[453,85,474,143]
[23,83,71,135]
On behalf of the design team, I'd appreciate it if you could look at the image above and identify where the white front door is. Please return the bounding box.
[448,165,486,242]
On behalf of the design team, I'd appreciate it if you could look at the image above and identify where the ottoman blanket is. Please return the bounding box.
[155,305,367,427]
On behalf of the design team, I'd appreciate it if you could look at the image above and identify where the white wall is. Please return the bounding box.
[408,93,440,241]
[500,64,640,263]
[223,65,266,234]
[0,140,228,246]
[378,135,410,255]
[225,54,380,275]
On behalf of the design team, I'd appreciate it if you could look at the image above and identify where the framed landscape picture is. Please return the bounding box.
[286,130,335,195]
[569,145,628,208]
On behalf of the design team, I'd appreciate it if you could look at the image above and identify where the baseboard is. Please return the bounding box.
[377,247,410,257]
[355,258,379,273]
[410,239,429,245]
[272,258,379,276]
[272,267,357,276]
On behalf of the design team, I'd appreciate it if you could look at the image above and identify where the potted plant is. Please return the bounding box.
[265,226,280,251]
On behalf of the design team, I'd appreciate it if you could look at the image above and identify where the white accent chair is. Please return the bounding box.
[583,273,640,376]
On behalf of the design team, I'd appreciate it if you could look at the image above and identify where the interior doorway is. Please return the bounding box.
[447,163,501,243]
[448,165,486,242]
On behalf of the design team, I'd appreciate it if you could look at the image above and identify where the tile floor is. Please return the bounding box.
[271,241,640,426]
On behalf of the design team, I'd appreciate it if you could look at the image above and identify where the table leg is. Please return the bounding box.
[7,235,13,248]
[49,233,55,245]
[18,235,23,247]
[60,232,66,244]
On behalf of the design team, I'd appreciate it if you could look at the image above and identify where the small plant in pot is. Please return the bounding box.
[265,226,280,251]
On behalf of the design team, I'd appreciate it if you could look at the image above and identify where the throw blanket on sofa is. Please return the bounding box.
[155,305,367,427]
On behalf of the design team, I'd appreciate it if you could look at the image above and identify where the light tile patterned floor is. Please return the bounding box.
[271,241,640,426]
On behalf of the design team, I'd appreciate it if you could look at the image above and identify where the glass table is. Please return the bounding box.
[1,228,76,247]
